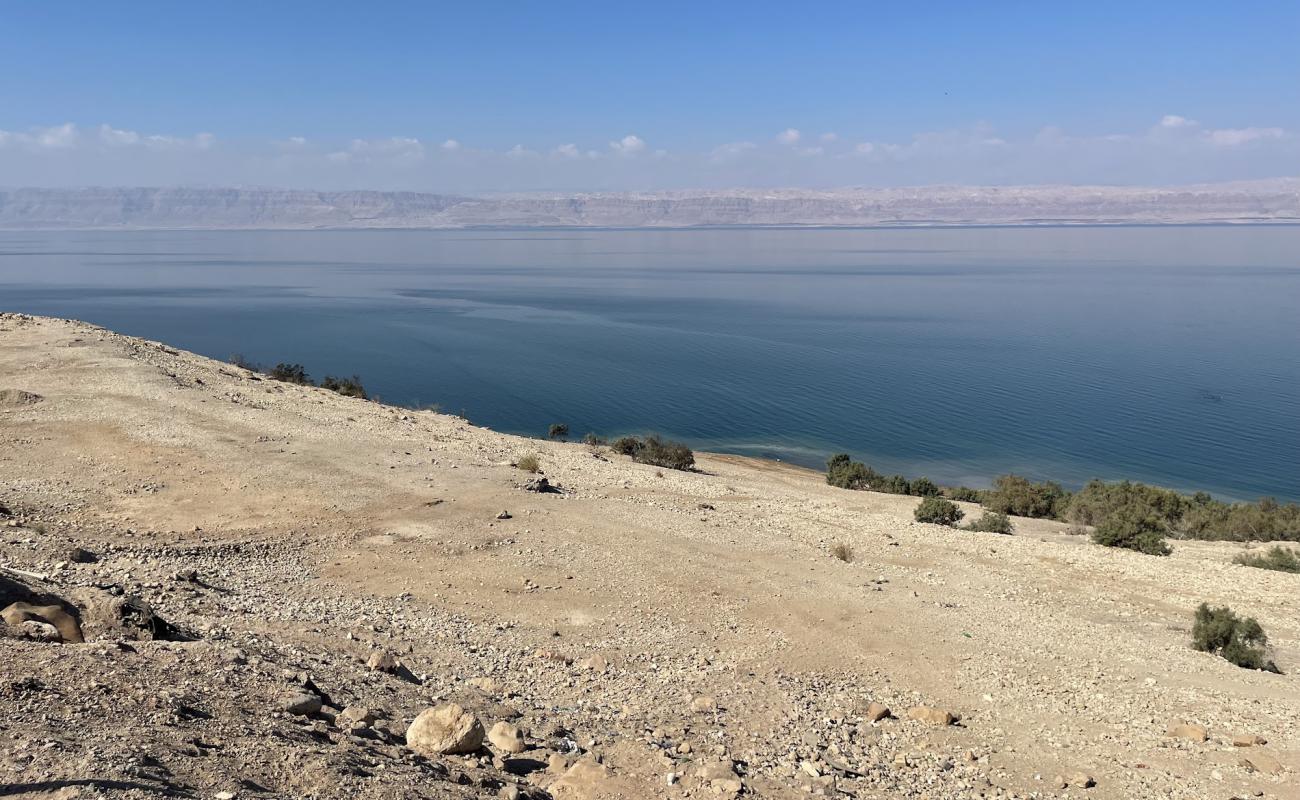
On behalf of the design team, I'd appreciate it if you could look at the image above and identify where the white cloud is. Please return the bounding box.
[1205,127,1284,147]
[99,124,140,146]
[330,136,424,165]
[1160,114,1198,129]
[0,123,80,150]
[776,128,801,145]
[96,124,214,150]
[609,134,646,156]
[1,115,1296,192]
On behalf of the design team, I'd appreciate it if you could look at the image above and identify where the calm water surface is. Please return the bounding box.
[2,226,1297,501]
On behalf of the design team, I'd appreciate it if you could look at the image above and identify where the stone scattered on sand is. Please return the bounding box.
[67,547,96,563]
[1165,722,1208,743]
[17,619,62,641]
[497,511,512,520]
[488,721,526,753]
[1240,752,1284,775]
[580,654,609,673]
[280,691,323,716]
[694,760,743,796]
[366,649,399,672]
[863,701,892,722]
[406,703,484,756]
[907,706,958,726]
[548,758,612,798]
[1232,733,1267,747]
[0,389,43,406]
[337,705,377,729]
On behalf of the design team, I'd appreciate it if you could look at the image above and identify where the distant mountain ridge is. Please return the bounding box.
[2,180,1298,229]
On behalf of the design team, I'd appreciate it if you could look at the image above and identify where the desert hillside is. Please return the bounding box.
[0,313,1295,799]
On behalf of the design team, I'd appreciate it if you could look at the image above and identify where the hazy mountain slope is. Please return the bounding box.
[1,180,1298,229]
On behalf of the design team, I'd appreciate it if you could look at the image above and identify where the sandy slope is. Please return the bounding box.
[0,314,1295,800]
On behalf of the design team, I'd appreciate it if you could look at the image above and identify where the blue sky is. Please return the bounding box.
[2,1,1298,191]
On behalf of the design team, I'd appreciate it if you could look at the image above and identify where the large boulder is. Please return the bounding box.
[487,721,526,753]
[68,587,175,641]
[406,703,484,756]
[1,601,83,643]
[549,759,615,799]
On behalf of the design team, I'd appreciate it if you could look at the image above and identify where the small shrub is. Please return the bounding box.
[1192,603,1279,672]
[1234,546,1300,573]
[826,454,879,490]
[915,496,964,526]
[516,454,541,473]
[909,476,940,497]
[878,474,912,495]
[583,432,606,447]
[321,374,367,399]
[946,486,986,503]
[1090,509,1171,555]
[984,474,1069,519]
[967,510,1013,534]
[268,362,312,385]
[830,542,855,562]
[229,353,259,371]
[610,436,642,456]
[548,423,570,440]
[633,435,695,471]
[1067,479,1185,530]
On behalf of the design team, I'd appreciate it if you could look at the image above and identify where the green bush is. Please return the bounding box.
[1180,496,1300,542]
[915,496,964,526]
[983,474,1070,519]
[967,511,1013,534]
[610,436,642,456]
[321,374,367,399]
[1067,479,1186,529]
[877,474,911,495]
[1192,604,1278,672]
[633,435,695,471]
[946,486,987,503]
[268,363,311,385]
[548,423,570,440]
[826,454,879,490]
[1090,508,1171,555]
[909,476,940,497]
[583,432,606,447]
[1234,546,1300,573]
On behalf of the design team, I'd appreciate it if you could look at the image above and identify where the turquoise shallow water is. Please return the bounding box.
[2,225,1297,501]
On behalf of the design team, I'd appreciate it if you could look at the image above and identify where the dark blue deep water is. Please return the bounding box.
[2,226,1297,501]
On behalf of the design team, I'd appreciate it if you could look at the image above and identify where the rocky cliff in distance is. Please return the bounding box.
[1,179,1298,229]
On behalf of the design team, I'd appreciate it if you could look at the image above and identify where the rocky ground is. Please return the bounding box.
[0,313,1295,800]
